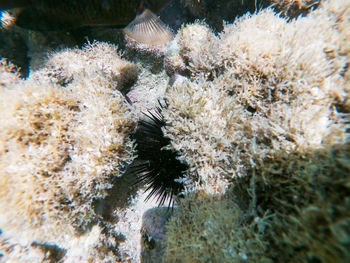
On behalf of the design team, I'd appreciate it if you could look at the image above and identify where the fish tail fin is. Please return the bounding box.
[123,8,174,46]
[0,10,16,29]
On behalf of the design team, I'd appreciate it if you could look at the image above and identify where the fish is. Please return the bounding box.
[0,0,174,45]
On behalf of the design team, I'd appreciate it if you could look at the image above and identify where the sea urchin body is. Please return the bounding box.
[131,106,188,207]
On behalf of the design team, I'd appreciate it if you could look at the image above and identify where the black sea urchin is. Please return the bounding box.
[130,105,188,207]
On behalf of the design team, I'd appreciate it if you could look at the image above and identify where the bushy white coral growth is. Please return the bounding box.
[0,58,22,87]
[31,41,138,93]
[163,1,349,194]
[164,1,350,262]
[0,42,137,261]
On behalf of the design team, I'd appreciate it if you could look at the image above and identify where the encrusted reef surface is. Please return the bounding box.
[163,0,350,261]
[0,43,139,262]
[0,0,349,262]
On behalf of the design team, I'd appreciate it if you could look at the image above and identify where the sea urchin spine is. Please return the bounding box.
[130,105,188,207]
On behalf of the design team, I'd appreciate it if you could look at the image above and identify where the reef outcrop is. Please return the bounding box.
[0,42,138,262]
[163,0,350,261]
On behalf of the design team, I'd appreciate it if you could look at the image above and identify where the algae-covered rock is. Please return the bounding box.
[0,0,349,262]
[165,144,350,262]
[163,0,350,261]
[165,191,269,263]
[0,42,138,262]
[31,41,138,94]
[0,58,22,86]
[163,0,349,193]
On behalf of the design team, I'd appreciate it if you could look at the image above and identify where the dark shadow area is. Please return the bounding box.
[31,241,67,263]
[0,29,29,77]
[92,163,141,222]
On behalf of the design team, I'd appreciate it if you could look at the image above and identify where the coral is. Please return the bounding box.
[0,237,50,263]
[165,144,350,262]
[0,224,127,263]
[163,1,349,193]
[163,0,350,261]
[165,191,268,263]
[0,42,137,260]
[62,223,125,263]
[124,34,168,59]
[253,144,350,262]
[0,0,349,261]
[268,0,321,18]
[0,58,22,86]
[126,66,169,111]
[31,41,138,94]
[170,22,220,79]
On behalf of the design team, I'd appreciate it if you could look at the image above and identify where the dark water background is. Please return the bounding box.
[0,0,270,77]
[0,0,314,77]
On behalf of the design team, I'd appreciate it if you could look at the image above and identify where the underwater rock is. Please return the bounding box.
[165,22,220,79]
[163,0,350,261]
[163,1,349,193]
[0,0,349,262]
[140,207,172,262]
[165,144,350,262]
[0,42,137,262]
[165,191,267,262]
[31,41,138,94]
